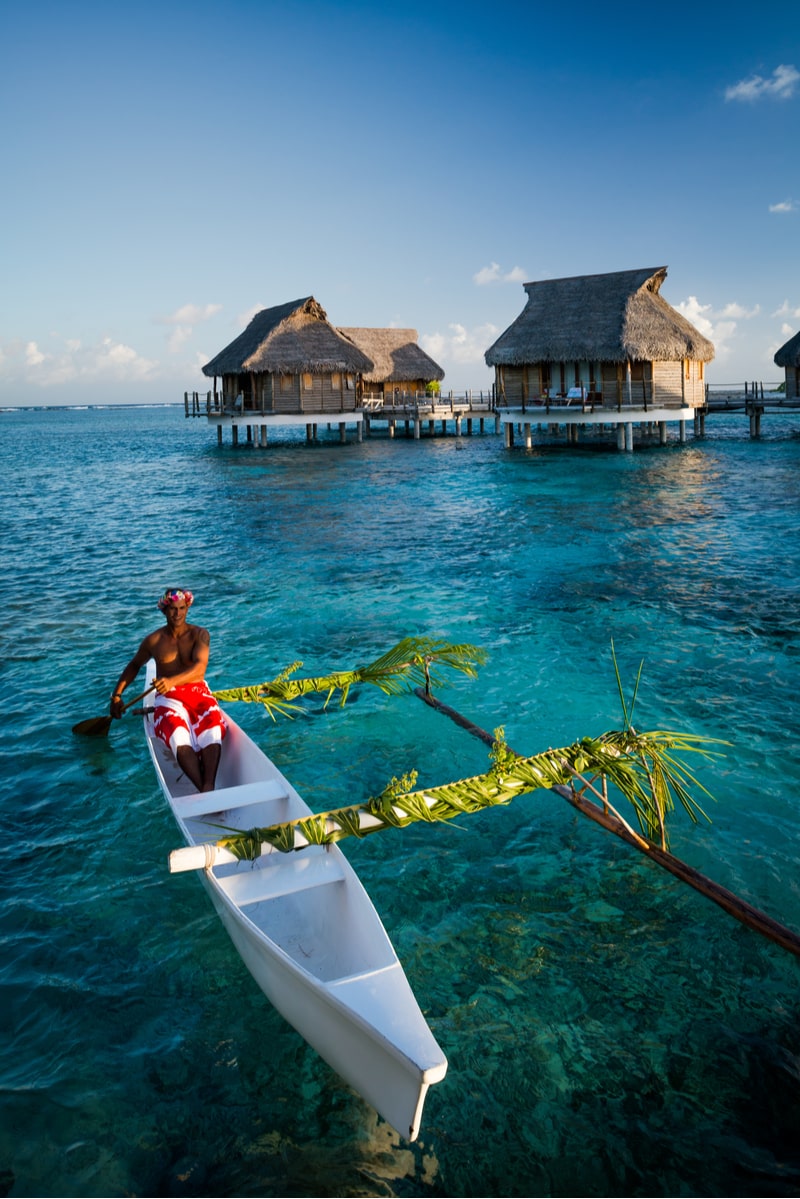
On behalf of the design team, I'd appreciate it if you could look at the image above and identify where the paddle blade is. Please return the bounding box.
[72,714,113,737]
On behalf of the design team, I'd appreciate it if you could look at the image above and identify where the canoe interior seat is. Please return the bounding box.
[214,848,345,907]
[173,778,288,820]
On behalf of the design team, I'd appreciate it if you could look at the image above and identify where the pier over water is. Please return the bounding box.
[184,381,793,449]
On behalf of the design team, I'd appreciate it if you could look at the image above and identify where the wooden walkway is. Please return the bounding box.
[362,396,500,439]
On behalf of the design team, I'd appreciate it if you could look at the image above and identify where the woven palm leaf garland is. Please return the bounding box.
[214,725,720,862]
[212,636,487,719]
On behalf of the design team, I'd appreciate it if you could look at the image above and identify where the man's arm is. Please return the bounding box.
[109,634,159,715]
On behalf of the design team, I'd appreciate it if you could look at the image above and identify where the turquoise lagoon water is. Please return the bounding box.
[2,405,800,1197]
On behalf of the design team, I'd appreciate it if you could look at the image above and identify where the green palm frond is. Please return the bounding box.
[212,637,487,716]
[611,639,643,731]
[214,725,725,862]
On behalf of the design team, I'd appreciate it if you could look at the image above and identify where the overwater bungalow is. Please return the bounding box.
[336,328,445,403]
[485,266,715,450]
[774,329,800,400]
[202,297,373,443]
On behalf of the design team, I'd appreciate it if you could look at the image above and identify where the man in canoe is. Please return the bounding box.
[110,588,227,792]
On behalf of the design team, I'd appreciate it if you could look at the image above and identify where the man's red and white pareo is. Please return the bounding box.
[153,682,227,755]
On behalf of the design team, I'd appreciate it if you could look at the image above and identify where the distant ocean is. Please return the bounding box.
[2,404,800,1198]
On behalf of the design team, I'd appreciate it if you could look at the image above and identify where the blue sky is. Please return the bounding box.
[1,0,798,405]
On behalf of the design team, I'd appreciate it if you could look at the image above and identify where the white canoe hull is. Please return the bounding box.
[143,664,447,1139]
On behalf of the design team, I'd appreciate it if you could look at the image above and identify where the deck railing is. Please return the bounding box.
[185,390,498,417]
[704,381,783,403]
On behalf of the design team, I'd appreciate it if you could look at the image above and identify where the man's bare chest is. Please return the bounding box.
[155,629,197,669]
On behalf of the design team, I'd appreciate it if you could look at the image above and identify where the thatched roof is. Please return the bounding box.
[774,329,800,367]
[337,328,445,383]
[202,297,373,377]
[485,267,716,366]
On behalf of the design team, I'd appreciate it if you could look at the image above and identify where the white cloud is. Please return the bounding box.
[782,323,796,336]
[725,63,799,102]
[156,302,223,353]
[769,199,797,213]
[160,303,222,325]
[473,263,528,286]
[772,300,800,319]
[421,321,499,367]
[1,334,158,387]
[718,301,760,320]
[676,297,714,338]
[167,325,194,353]
[238,303,265,327]
[675,296,758,360]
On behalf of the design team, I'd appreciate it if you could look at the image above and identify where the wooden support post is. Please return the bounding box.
[339,422,346,443]
[524,422,532,449]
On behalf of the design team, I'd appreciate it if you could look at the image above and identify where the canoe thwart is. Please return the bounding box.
[172,778,289,820]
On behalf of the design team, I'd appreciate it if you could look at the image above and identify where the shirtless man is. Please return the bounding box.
[110,588,227,792]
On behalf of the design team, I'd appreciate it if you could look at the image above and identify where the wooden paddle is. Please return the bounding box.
[72,684,156,737]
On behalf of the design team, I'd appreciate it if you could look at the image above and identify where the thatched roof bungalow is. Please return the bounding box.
[337,328,445,398]
[774,330,800,400]
[485,267,715,409]
[202,297,374,416]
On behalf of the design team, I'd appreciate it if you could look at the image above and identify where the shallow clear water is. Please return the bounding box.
[2,406,800,1197]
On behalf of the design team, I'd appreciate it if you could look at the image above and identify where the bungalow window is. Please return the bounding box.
[302,373,313,391]
[280,374,293,393]
[699,361,704,381]
[331,372,341,391]
[345,374,354,390]
[684,359,691,380]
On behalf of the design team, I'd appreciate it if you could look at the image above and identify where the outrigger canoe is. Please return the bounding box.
[142,662,447,1140]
